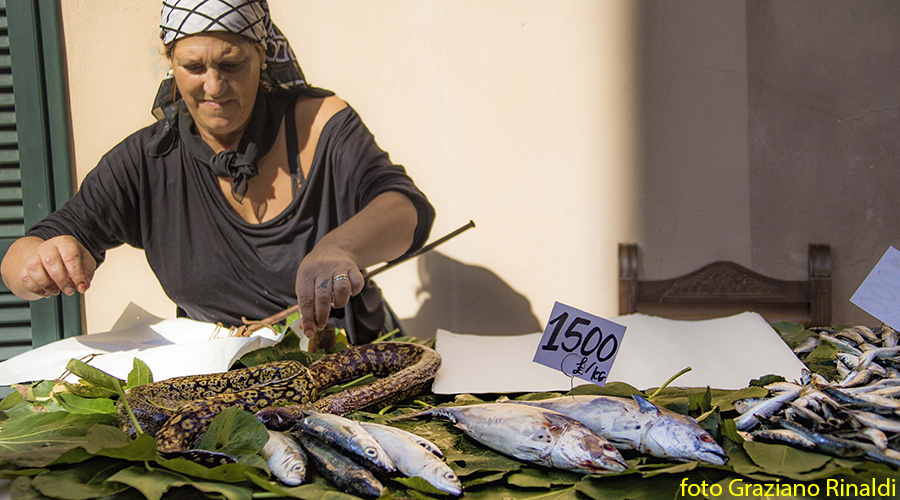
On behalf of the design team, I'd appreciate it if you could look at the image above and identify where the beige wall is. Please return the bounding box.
[59,1,897,336]
[60,1,640,335]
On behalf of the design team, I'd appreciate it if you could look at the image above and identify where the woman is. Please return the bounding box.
[0,0,434,345]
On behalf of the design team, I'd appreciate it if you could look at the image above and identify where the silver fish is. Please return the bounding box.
[850,411,900,433]
[360,421,443,457]
[835,327,867,345]
[503,395,727,465]
[857,346,900,370]
[732,398,767,415]
[360,422,462,496]
[295,433,384,499]
[734,389,801,431]
[259,430,307,486]
[294,413,395,473]
[744,428,816,449]
[792,337,819,354]
[402,403,628,474]
[878,325,900,347]
[819,334,863,356]
[839,428,889,450]
[836,353,860,369]
[837,368,875,388]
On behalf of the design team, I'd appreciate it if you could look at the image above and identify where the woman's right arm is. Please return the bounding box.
[1,235,96,299]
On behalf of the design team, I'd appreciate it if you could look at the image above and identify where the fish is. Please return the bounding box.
[838,428,889,450]
[819,334,863,356]
[259,430,307,486]
[501,395,728,466]
[850,411,900,433]
[359,421,444,457]
[792,336,819,354]
[294,433,384,500]
[292,413,395,473]
[734,389,801,431]
[398,403,628,474]
[743,428,816,449]
[837,368,875,388]
[359,422,462,495]
[732,397,767,414]
[774,419,866,459]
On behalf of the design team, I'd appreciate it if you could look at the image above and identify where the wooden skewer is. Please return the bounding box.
[233,220,476,336]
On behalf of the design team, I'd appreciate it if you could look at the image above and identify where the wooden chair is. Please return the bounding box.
[618,244,832,327]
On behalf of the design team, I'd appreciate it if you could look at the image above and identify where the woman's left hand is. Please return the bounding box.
[295,242,365,338]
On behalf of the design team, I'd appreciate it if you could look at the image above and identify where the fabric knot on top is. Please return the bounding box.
[209,146,258,202]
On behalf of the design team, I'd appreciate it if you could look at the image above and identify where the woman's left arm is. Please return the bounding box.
[294,190,417,338]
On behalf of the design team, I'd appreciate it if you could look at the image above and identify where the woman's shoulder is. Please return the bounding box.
[294,94,351,133]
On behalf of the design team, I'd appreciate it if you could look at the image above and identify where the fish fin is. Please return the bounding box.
[632,394,662,416]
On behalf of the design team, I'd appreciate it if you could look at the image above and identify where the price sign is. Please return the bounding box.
[850,246,900,331]
[532,301,627,386]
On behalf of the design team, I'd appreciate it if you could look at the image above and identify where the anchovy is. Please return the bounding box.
[294,433,384,500]
[399,403,628,474]
[838,369,875,388]
[858,346,900,370]
[835,327,867,345]
[819,385,899,414]
[360,422,462,495]
[732,398,767,415]
[734,389,801,431]
[259,431,307,486]
[836,353,860,369]
[359,421,443,457]
[293,413,395,473]
[849,326,881,344]
[502,395,727,465]
[838,428,889,450]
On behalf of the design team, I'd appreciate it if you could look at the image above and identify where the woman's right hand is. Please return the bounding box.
[0,235,96,300]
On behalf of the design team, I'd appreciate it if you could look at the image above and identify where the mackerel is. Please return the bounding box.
[295,433,384,499]
[293,413,395,473]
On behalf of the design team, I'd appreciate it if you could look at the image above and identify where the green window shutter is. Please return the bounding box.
[0,0,81,361]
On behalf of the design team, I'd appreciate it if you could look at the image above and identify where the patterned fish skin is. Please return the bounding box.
[116,342,441,455]
[293,413,395,474]
[294,433,385,500]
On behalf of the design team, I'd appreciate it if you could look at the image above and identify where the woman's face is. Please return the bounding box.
[169,32,265,148]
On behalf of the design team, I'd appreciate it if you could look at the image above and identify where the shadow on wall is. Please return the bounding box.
[400,252,542,340]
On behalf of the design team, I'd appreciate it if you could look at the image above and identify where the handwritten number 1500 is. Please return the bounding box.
[541,312,618,361]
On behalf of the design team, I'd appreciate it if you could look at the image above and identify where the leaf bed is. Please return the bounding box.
[0,322,897,499]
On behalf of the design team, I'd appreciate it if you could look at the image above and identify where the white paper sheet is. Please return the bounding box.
[0,303,283,385]
[432,312,808,394]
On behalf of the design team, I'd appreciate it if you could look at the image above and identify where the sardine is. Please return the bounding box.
[502,395,727,465]
[774,419,866,459]
[878,325,900,347]
[819,334,863,356]
[838,428,889,450]
[732,398,767,415]
[857,346,900,370]
[259,430,307,486]
[850,411,900,433]
[838,368,875,388]
[792,337,819,354]
[835,327,867,345]
[745,428,816,449]
[399,403,628,474]
[734,389,801,431]
[294,433,384,500]
[293,413,395,473]
[360,421,443,457]
[359,422,462,495]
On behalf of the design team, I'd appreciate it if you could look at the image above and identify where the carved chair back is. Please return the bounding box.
[618,244,832,327]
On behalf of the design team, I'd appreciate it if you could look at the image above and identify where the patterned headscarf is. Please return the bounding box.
[152,0,330,119]
[148,0,331,201]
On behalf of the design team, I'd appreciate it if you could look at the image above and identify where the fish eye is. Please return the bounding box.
[365,448,378,457]
[602,444,616,452]
[446,472,457,480]
[700,434,714,442]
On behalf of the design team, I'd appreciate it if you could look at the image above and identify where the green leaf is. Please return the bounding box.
[570,382,642,398]
[0,412,116,467]
[748,374,786,388]
[62,382,117,399]
[9,476,55,500]
[239,331,322,367]
[107,465,253,500]
[53,393,116,415]
[30,457,130,500]
[743,440,832,474]
[64,359,125,393]
[688,387,713,413]
[393,475,454,495]
[125,358,153,389]
[506,467,581,488]
[157,456,262,483]
[195,407,268,458]
[82,426,158,461]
